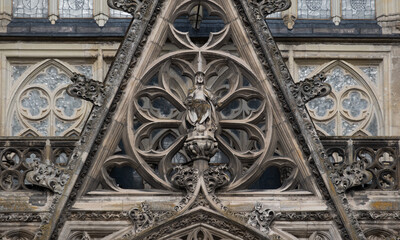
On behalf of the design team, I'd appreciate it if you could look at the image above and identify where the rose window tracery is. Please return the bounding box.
[103,2,299,194]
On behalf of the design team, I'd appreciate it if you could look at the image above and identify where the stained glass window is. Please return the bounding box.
[298,0,331,19]
[110,9,132,18]
[301,64,380,136]
[11,65,29,84]
[8,62,92,136]
[265,12,281,19]
[59,0,93,18]
[342,0,375,19]
[13,0,48,18]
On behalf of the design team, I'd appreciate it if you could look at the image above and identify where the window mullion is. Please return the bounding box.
[94,0,109,27]
[48,0,59,24]
[332,0,342,25]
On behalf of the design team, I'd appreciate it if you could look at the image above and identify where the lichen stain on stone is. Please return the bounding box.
[0,198,38,211]
[370,201,399,210]
[29,192,47,206]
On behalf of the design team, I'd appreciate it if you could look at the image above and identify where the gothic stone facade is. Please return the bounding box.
[0,0,400,240]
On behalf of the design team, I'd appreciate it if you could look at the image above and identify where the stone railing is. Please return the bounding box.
[321,136,399,191]
[0,137,77,191]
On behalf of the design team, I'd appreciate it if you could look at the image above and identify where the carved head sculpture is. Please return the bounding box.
[195,72,205,85]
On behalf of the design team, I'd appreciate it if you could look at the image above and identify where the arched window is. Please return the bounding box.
[300,61,382,136]
[7,59,92,136]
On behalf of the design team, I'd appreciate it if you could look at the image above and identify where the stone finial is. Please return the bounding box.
[67,73,106,107]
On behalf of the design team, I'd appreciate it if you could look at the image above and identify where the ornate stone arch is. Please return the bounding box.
[6,59,92,136]
[305,60,383,136]
[0,229,35,239]
[363,227,399,239]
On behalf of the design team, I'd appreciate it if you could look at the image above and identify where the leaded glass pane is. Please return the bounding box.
[75,65,93,78]
[55,118,73,136]
[342,120,359,135]
[31,66,71,91]
[265,12,281,19]
[10,63,91,136]
[110,8,132,18]
[342,0,375,19]
[316,119,336,136]
[55,91,83,117]
[360,66,378,84]
[298,65,316,81]
[307,96,335,117]
[366,114,378,136]
[59,0,93,18]
[12,65,29,83]
[325,67,358,92]
[29,117,49,136]
[298,0,331,19]
[342,91,369,117]
[305,65,379,137]
[13,0,48,18]
[21,89,49,117]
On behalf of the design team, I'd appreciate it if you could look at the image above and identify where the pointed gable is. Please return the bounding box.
[29,1,368,239]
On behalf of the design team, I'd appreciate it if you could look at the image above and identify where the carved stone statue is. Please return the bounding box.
[184,72,218,166]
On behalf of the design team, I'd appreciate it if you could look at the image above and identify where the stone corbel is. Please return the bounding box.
[107,0,140,17]
[67,73,106,107]
[283,14,296,30]
[282,0,297,30]
[48,0,58,24]
[291,73,331,107]
[94,0,109,27]
[248,0,291,19]
[330,159,373,194]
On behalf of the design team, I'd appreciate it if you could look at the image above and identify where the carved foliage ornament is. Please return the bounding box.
[330,158,373,193]
[247,202,276,233]
[25,159,70,194]
[248,0,291,18]
[107,0,140,15]
[67,73,106,107]
[291,73,331,106]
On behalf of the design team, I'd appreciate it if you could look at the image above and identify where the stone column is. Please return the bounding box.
[377,0,400,34]
[0,0,12,33]
[331,0,341,26]
[48,0,59,24]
